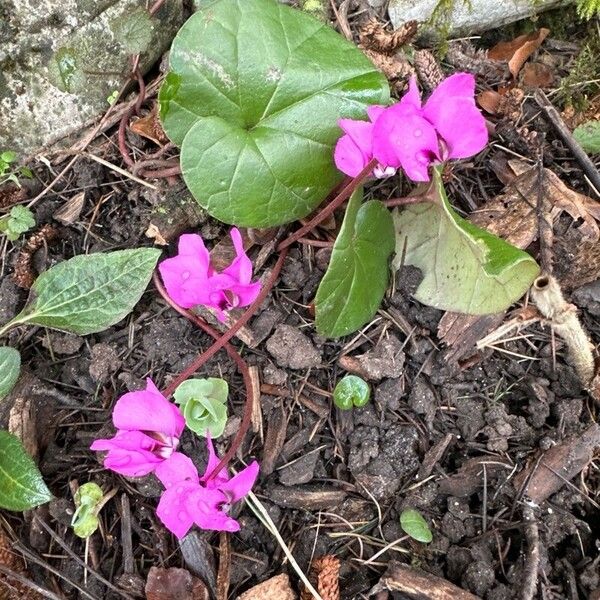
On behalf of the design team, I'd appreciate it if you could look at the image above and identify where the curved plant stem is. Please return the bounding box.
[153,273,256,481]
[277,158,377,252]
[159,247,288,399]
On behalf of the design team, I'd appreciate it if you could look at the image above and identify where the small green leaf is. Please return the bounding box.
[0,151,16,164]
[13,248,161,335]
[174,378,229,438]
[400,509,432,543]
[315,189,395,337]
[72,482,104,538]
[19,167,33,179]
[112,8,154,54]
[0,430,52,511]
[573,120,600,154]
[393,170,539,314]
[159,0,389,227]
[7,205,36,235]
[0,347,21,400]
[333,375,370,410]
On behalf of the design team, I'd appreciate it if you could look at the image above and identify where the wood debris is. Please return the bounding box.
[370,561,482,600]
[0,529,43,600]
[12,224,58,289]
[514,423,600,505]
[145,566,209,600]
[237,573,296,600]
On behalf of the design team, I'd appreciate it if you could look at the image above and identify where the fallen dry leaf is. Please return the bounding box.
[477,90,502,114]
[521,61,554,89]
[237,573,296,600]
[488,28,550,78]
[145,566,209,600]
[130,105,168,145]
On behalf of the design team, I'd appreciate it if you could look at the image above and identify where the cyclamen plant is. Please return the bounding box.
[1,0,542,545]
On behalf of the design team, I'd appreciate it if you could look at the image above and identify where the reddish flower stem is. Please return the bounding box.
[160,247,288,400]
[277,158,377,252]
[153,273,256,481]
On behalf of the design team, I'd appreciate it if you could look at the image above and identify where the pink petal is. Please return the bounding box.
[228,281,262,307]
[221,228,253,284]
[372,107,439,181]
[219,460,259,503]
[112,379,184,438]
[177,234,211,274]
[155,452,199,489]
[422,73,488,158]
[201,436,229,485]
[156,483,198,538]
[367,105,386,123]
[189,487,241,532]
[426,97,488,159]
[91,431,163,477]
[338,118,373,153]
[397,77,422,114]
[159,255,209,309]
[334,134,370,177]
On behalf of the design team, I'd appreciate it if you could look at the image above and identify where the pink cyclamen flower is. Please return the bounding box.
[155,437,259,538]
[372,73,488,182]
[158,228,261,322]
[334,105,397,179]
[91,379,185,477]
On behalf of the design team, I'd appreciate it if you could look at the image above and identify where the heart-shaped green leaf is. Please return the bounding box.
[400,508,432,543]
[333,375,370,410]
[11,248,161,335]
[315,189,395,337]
[0,430,52,511]
[393,171,539,314]
[0,347,20,400]
[159,0,389,227]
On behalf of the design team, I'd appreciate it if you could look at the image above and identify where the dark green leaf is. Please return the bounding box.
[0,430,52,511]
[13,248,161,335]
[315,189,394,337]
[400,508,432,543]
[333,375,370,410]
[573,120,600,154]
[159,0,389,227]
[0,347,20,400]
[393,170,539,314]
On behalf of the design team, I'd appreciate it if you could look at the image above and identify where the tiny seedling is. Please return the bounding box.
[174,377,229,438]
[333,375,370,410]
[0,206,36,241]
[0,151,32,187]
[400,508,433,543]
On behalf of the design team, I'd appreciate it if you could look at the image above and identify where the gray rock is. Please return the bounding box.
[389,0,571,38]
[0,0,184,155]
